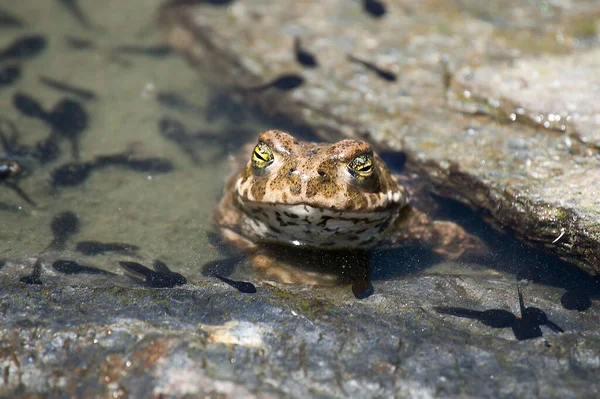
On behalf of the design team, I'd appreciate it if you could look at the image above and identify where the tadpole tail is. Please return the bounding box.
[433,306,483,320]
[70,138,80,161]
[517,286,526,318]
[544,320,565,333]
[5,181,37,206]
[0,116,19,149]
[58,0,92,29]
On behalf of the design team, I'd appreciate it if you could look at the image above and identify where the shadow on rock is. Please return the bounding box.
[435,287,564,341]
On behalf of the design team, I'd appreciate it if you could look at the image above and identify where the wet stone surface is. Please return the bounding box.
[1,270,599,398]
[162,0,600,276]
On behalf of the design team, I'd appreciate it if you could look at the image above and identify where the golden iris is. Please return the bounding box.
[347,154,374,179]
[251,142,274,169]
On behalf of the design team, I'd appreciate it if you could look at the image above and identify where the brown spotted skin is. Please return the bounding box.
[214,130,485,280]
[216,130,407,250]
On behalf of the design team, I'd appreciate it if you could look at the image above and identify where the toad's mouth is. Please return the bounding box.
[235,188,405,213]
[236,200,401,249]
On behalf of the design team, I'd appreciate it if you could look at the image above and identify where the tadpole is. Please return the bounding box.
[243,74,305,92]
[0,34,47,62]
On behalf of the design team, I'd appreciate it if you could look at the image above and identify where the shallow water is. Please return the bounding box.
[0,0,597,302]
[0,0,273,285]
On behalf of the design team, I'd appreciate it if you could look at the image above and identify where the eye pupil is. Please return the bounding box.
[254,150,266,161]
[251,142,274,170]
[347,154,374,179]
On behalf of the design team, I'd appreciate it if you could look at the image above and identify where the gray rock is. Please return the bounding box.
[1,267,598,398]
[160,0,600,275]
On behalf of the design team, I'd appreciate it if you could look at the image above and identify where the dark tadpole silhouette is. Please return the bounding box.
[0,118,45,205]
[76,241,139,256]
[0,7,25,28]
[34,137,61,164]
[215,274,257,294]
[201,256,241,278]
[352,278,374,300]
[48,211,80,250]
[156,92,203,114]
[57,0,93,29]
[94,153,174,173]
[20,258,43,285]
[51,161,95,187]
[13,92,48,120]
[51,151,173,188]
[48,98,89,159]
[348,54,397,82]
[243,74,305,92]
[39,76,97,101]
[0,64,21,87]
[362,0,387,18]
[112,44,173,58]
[52,259,115,276]
[0,35,47,62]
[123,157,173,173]
[435,287,564,341]
[561,291,591,312]
[158,117,201,164]
[1,115,61,165]
[204,91,248,124]
[119,260,187,288]
[162,0,235,6]
[64,35,96,50]
[294,37,318,68]
[12,93,89,159]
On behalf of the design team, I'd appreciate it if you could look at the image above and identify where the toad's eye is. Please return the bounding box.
[251,142,274,169]
[347,153,374,179]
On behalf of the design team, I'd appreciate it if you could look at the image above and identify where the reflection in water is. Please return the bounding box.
[435,287,564,340]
